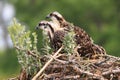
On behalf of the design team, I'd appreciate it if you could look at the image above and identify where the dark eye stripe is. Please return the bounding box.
[50,13,52,16]
[54,14,63,21]
[39,23,45,26]
[38,22,54,34]
[47,23,54,33]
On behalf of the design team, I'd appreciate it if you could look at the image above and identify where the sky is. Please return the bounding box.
[0,2,15,51]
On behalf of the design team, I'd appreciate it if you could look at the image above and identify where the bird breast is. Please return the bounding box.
[52,30,66,51]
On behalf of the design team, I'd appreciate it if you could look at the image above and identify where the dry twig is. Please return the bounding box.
[32,46,63,80]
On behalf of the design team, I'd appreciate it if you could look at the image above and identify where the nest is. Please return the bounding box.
[34,47,120,80]
[9,47,120,80]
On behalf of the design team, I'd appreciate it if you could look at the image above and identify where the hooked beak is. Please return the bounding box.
[46,14,50,19]
[35,26,39,30]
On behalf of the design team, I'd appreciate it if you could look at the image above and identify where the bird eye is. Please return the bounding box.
[44,25,47,28]
[50,13,52,16]
[39,23,41,26]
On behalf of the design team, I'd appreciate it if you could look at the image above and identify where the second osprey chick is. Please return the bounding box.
[36,20,66,51]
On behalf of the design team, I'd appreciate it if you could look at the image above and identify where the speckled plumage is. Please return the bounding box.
[46,11,106,58]
[36,21,66,52]
[77,44,106,58]
[52,30,66,51]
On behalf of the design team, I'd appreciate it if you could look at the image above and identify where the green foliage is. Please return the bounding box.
[63,25,76,54]
[41,30,53,55]
[8,19,41,77]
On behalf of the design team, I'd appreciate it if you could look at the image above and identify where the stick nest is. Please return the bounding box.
[39,52,120,80]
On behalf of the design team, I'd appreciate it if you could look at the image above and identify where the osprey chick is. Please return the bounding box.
[36,20,55,39]
[46,11,106,58]
[36,20,66,51]
[46,11,93,46]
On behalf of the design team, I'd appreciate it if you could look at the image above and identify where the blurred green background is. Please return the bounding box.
[0,0,120,79]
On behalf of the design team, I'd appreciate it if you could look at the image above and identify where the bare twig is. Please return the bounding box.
[45,73,61,78]
[47,64,65,69]
[8,77,19,80]
[105,54,120,60]
[15,46,39,59]
[95,57,110,66]
[52,56,68,64]
[70,65,105,80]
[32,46,63,80]
[110,74,114,80]
[15,46,25,51]
[102,69,120,76]
[27,50,39,59]
[62,75,80,79]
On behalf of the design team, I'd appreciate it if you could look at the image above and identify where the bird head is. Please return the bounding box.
[46,11,66,25]
[36,20,57,39]
[36,20,55,33]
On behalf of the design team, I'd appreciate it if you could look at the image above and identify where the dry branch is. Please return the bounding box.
[32,46,63,80]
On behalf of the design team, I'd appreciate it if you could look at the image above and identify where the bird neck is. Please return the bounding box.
[48,31,53,41]
[51,17,66,26]
[47,25,54,39]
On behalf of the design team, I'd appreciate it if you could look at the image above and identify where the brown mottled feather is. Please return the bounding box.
[53,22,106,58]
[74,26,93,46]
[52,30,66,51]
[59,22,93,46]
[77,44,106,58]
[46,11,106,58]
